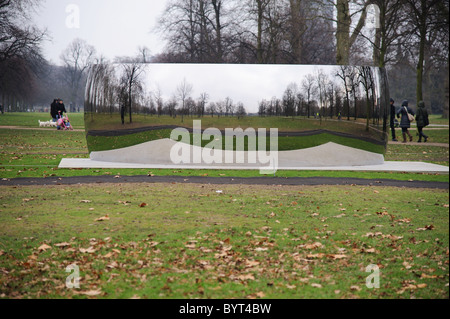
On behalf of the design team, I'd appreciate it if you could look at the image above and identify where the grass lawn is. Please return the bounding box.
[0,183,448,299]
[0,113,448,180]
[0,113,448,300]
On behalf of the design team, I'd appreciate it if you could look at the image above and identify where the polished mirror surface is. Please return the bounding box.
[84,63,388,166]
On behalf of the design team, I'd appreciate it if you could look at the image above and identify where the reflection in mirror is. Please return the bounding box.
[84,63,388,167]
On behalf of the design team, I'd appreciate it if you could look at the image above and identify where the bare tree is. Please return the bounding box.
[301,73,316,118]
[137,46,151,62]
[198,92,209,117]
[0,0,46,110]
[403,0,444,104]
[176,78,193,122]
[119,62,145,123]
[60,38,96,111]
[357,66,374,130]
[236,102,247,119]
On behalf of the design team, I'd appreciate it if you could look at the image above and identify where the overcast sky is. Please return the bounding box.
[115,64,341,113]
[32,0,167,64]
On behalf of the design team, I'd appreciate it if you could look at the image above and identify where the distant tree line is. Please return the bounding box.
[1,0,448,118]
[85,63,248,122]
[258,65,381,130]
[154,0,449,117]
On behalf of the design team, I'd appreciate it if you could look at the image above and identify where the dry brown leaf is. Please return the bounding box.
[237,274,255,281]
[54,242,71,248]
[417,284,427,289]
[311,283,322,288]
[420,273,438,279]
[95,215,110,222]
[79,246,96,254]
[327,254,347,259]
[307,253,325,259]
[255,292,266,298]
[286,284,297,289]
[79,289,102,296]
[304,242,323,249]
[107,261,119,269]
[38,244,52,252]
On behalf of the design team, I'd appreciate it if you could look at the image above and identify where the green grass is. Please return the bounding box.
[0,183,448,299]
[0,112,85,129]
[0,113,448,299]
[0,113,448,180]
[0,127,448,181]
[393,127,449,144]
[88,131,386,154]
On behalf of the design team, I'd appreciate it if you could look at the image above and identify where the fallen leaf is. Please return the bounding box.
[95,215,110,222]
[237,274,255,281]
[311,283,322,288]
[79,246,96,253]
[304,242,323,249]
[286,284,297,289]
[107,261,119,269]
[54,242,71,248]
[417,284,427,289]
[80,200,92,203]
[327,254,347,259]
[38,244,52,252]
[79,289,102,296]
[139,203,148,208]
[307,253,325,259]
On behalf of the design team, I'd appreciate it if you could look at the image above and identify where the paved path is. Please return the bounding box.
[1,175,448,189]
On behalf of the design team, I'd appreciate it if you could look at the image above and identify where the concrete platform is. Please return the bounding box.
[88,140,385,167]
[59,139,448,173]
[59,158,449,173]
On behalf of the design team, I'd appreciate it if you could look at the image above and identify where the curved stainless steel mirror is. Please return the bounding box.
[84,63,388,168]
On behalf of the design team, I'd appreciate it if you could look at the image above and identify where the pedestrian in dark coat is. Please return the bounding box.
[396,100,414,143]
[389,98,398,141]
[50,99,58,121]
[415,100,429,142]
[56,99,67,118]
[120,105,126,125]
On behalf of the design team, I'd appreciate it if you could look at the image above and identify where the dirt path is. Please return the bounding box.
[388,141,449,147]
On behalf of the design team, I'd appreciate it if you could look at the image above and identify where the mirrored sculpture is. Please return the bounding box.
[84,63,389,169]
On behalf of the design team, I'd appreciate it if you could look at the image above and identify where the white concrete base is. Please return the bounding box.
[59,158,449,173]
[59,139,448,173]
[89,139,385,167]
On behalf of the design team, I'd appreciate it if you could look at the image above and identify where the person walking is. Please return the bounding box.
[415,100,429,142]
[57,99,67,117]
[120,105,126,125]
[389,98,398,141]
[50,99,58,122]
[396,100,414,143]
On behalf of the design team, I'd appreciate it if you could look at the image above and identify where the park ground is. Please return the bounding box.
[0,112,448,299]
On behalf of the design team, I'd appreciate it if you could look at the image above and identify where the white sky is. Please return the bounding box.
[122,64,339,113]
[32,0,167,65]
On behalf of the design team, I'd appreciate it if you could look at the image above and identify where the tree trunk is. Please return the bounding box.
[256,0,264,63]
[416,23,426,104]
[336,0,350,65]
